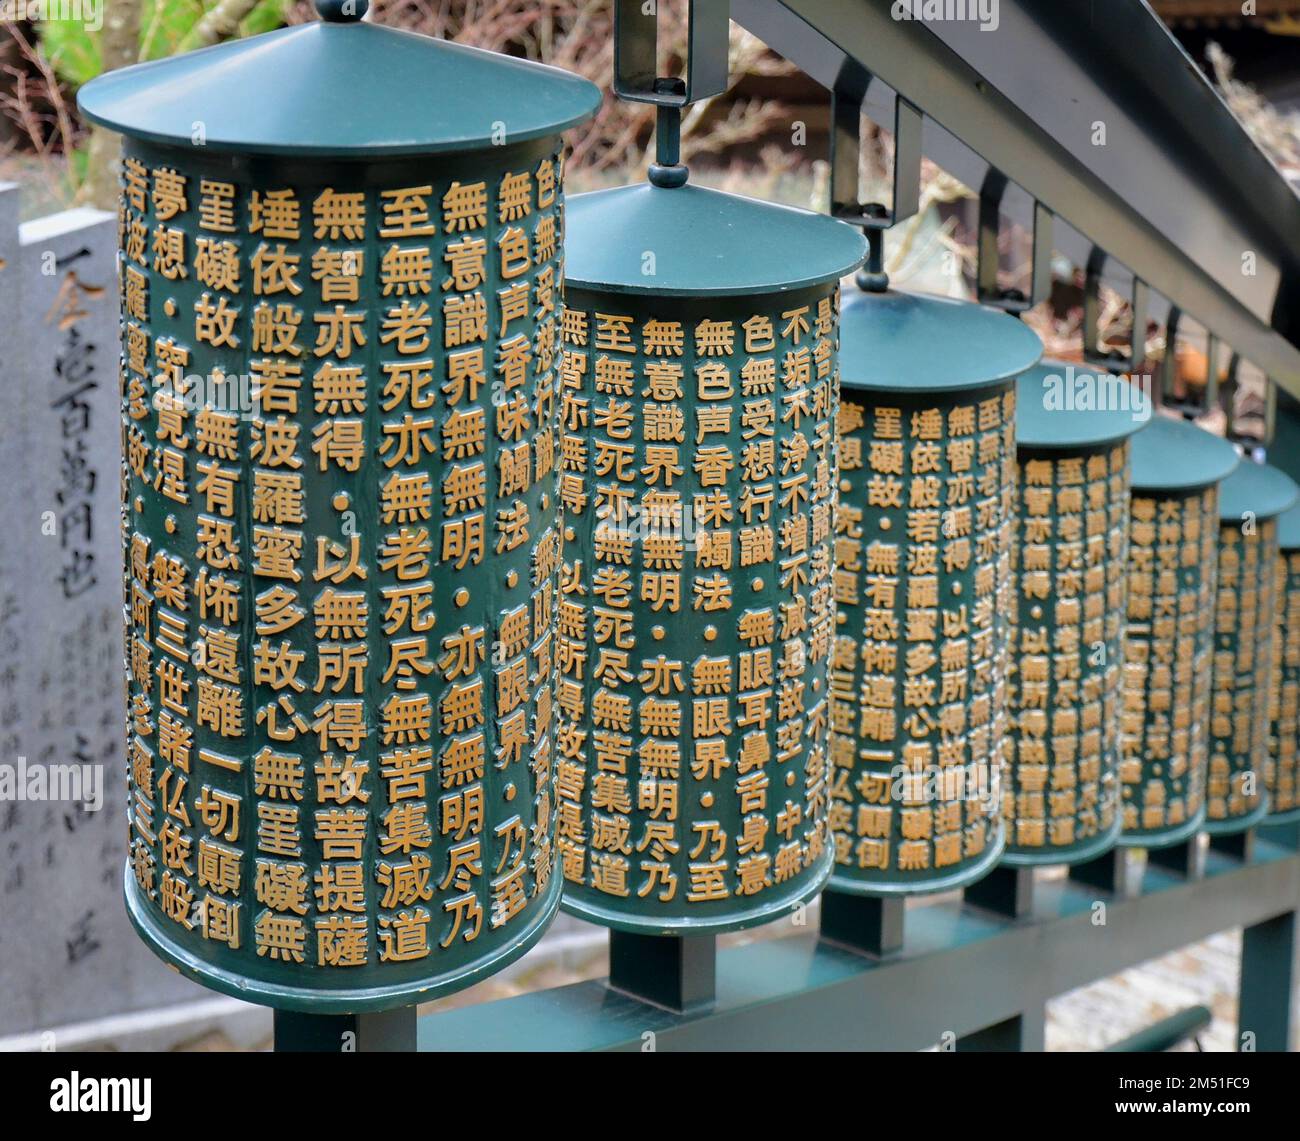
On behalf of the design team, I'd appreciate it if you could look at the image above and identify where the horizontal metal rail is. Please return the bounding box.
[731,0,1300,396]
[414,827,1300,1052]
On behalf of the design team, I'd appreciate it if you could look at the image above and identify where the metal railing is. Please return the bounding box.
[272,1,1300,1052]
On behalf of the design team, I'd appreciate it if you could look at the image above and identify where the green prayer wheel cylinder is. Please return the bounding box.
[1267,503,1300,824]
[1204,459,1299,835]
[828,289,1042,894]
[1001,363,1149,865]
[77,4,600,1012]
[1117,416,1239,848]
[555,180,866,933]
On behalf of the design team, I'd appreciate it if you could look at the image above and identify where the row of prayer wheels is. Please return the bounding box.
[78,3,1300,1010]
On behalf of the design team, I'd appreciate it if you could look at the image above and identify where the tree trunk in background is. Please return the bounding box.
[179,0,262,53]
[83,0,141,210]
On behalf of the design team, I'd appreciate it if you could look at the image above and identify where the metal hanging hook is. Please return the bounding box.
[829,76,921,295]
[612,0,730,189]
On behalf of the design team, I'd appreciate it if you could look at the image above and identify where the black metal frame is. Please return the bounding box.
[731,0,1300,397]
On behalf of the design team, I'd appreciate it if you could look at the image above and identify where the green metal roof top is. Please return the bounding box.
[1015,360,1150,450]
[838,287,1043,394]
[1129,414,1239,493]
[563,182,867,298]
[77,9,601,158]
[1277,501,1300,550]
[1216,458,1299,523]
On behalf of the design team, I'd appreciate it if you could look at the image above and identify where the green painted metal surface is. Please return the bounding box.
[1205,462,1299,835]
[1118,484,1219,847]
[1217,456,1299,522]
[95,5,599,1011]
[555,281,849,933]
[564,182,867,298]
[1267,543,1300,825]
[1118,417,1240,848]
[1268,502,1300,825]
[554,181,863,932]
[1013,361,1151,450]
[415,830,1300,1051]
[837,288,1043,395]
[1128,414,1239,493]
[77,3,601,159]
[827,286,1040,895]
[1002,363,1147,866]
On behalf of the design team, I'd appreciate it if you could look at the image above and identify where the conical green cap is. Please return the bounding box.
[1015,360,1151,450]
[564,182,867,298]
[78,16,600,158]
[1129,414,1239,492]
[1277,500,1300,550]
[1216,458,1299,522]
[838,288,1043,394]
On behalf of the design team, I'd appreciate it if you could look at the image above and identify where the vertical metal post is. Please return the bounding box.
[1238,910,1297,1051]
[1209,829,1257,862]
[1147,838,1207,879]
[819,892,906,957]
[274,1007,418,1052]
[1069,848,1138,896]
[957,1011,1045,1051]
[964,866,1035,919]
[608,931,717,1014]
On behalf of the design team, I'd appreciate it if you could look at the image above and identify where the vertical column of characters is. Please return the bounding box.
[432,168,492,952]
[804,294,838,873]
[1207,514,1272,826]
[968,389,1012,866]
[690,309,742,905]
[144,154,202,941]
[121,151,165,928]
[828,398,867,869]
[1271,550,1300,815]
[187,166,248,954]
[1119,493,1159,831]
[1011,454,1055,851]
[1061,455,1095,846]
[555,304,591,891]
[1068,449,1116,847]
[811,303,837,863]
[770,293,836,892]
[900,398,945,875]
[145,154,239,948]
[1250,522,1278,810]
[491,151,561,931]
[243,183,310,968]
[367,178,439,967]
[302,185,372,971]
[524,153,564,918]
[584,306,642,905]
[850,399,905,876]
[630,313,686,906]
[491,152,563,937]
[1095,445,1129,837]
[1189,488,1218,817]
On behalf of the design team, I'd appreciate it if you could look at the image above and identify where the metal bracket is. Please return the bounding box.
[829,78,921,229]
[1083,248,1147,374]
[613,0,731,107]
[976,170,1053,314]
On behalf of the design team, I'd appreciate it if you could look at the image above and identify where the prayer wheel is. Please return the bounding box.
[1204,459,1299,834]
[77,1,600,1011]
[1267,502,1300,824]
[1001,362,1148,865]
[828,285,1042,894]
[1118,416,1238,848]
[554,163,866,932]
